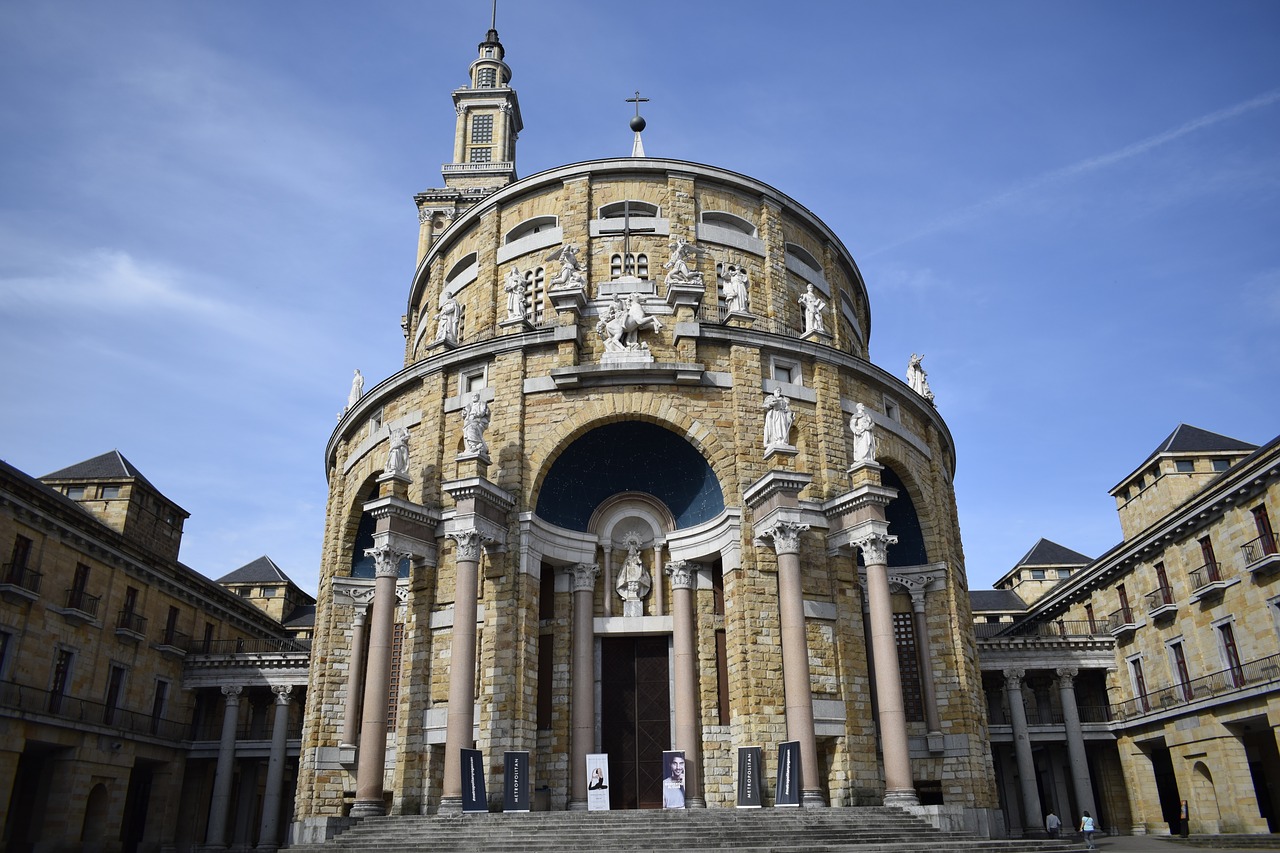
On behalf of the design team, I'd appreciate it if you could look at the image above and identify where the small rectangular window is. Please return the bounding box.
[1029,569,1046,580]
[1211,458,1231,472]
[469,147,492,163]
[67,487,86,500]
[100,486,120,499]
[1175,460,1195,473]
[477,67,496,87]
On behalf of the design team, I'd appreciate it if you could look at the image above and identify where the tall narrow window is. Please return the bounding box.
[1218,623,1243,687]
[1200,536,1219,582]
[1085,603,1097,634]
[70,563,90,611]
[105,665,127,725]
[715,628,729,725]
[524,266,546,324]
[164,606,180,645]
[1117,583,1132,622]
[150,680,169,734]
[1154,561,1171,606]
[202,622,215,653]
[1169,642,1192,701]
[476,67,496,87]
[1254,505,1276,555]
[1129,657,1149,712]
[893,612,925,722]
[49,649,73,714]
[537,634,553,730]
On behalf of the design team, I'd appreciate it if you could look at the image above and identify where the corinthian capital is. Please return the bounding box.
[665,560,695,590]
[1002,667,1026,689]
[754,521,809,556]
[1055,666,1078,687]
[851,531,897,566]
[272,684,294,705]
[221,684,243,702]
[569,562,599,593]
[366,543,408,579]
[448,529,492,562]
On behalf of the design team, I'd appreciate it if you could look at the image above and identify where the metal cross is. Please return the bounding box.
[598,199,656,277]
[626,91,648,118]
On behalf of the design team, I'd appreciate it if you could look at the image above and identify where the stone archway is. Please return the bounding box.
[1191,761,1221,834]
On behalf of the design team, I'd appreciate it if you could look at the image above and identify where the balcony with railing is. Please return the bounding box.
[154,629,190,658]
[1188,560,1234,602]
[0,560,42,602]
[1242,533,1279,576]
[1110,651,1280,720]
[973,620,1110,640]
[187,637,312,656]
[115,609,148,643]
[0,679,189,741]
[59,588,101,623]
[1144,585,1177,620]
[1106,607,1139,637]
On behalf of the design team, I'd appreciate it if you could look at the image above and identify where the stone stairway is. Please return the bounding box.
[290,806,1090,852]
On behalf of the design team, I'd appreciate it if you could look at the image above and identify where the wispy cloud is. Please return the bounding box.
[867,88,1280,257]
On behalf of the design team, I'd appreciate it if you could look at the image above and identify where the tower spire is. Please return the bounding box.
[627,90,648,158]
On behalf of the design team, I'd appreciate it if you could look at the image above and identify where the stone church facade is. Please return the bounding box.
[293,21,999,840]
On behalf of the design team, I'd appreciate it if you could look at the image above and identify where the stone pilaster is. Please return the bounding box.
[340,608,367,748]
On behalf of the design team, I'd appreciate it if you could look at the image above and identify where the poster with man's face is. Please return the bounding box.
[662,750,686,809]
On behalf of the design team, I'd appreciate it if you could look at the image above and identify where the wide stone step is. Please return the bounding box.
[290,808,1088,853]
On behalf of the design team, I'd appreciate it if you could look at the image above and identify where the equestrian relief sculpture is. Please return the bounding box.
[597,292,663,353]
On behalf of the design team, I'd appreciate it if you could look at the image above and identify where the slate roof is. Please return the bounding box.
[970,589,1028,612]
[217,555,291,585]
[44,450,157,487]
[1148,424,1258,458]
[283,604,316,629]
[1014,538,1093,568]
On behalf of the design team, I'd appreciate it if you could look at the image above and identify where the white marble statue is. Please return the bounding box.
[723,264,750,314]
[663,236,704,285]
[503,267,527,320]
[850,403,877,464]
[907,353,935,404]
[435,293,462,342]
[763,388,794,449]
[346,369,364,411]
[546,244,586,289]
[798,283,825,335]
[385,426,410,477]
[462,393,491,457]
[614,535,651,617]
[596,292,663,353]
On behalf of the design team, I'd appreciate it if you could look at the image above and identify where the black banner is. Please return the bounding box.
[504,751,530,812]
[736,746,763,808]
[775,740,801,807]
[461,748,488,813]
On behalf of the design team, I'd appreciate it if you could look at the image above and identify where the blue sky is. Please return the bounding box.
[1,1,1277,595]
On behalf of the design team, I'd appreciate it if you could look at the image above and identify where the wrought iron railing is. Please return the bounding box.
[1110,651,1280,720]
[64,588,101,617]
[187,637,311,655]
[158,629,190,649]
[1106,608,1137,633]
[1242,534,1278,565]
[0,561,42,594]
[1188,560,1223,590]
[116,609,148,634]
[1144,585,1174,614]
[973,620,1107,639]
[0,680,188,740]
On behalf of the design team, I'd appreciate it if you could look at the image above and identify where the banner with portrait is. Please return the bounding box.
[586,753,611,811]
[662,750,687,809]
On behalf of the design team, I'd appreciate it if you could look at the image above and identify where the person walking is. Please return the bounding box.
[1079,810,1096,849]
[1045,811,1060,839]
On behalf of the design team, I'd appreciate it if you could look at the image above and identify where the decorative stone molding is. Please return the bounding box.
[448,529,493,563]
[367,543,410,579]
[754,521,809,556]
[665,559,695,590]
[221,684,243,702]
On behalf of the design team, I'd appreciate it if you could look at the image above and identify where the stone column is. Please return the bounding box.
[1057,667,1098,823]
[351,545,404,818]
[440,529,487,814]
[756,521,825,807]
[568,562,599,810]
[666,560,704,808]
[340,607,368,748]
[257,685,293,849]
[855,530,918,806]
[601,545,613,617]
[653,540,665,617]
[911,593,942,736]
[205,685,242,847]
[1005,668,1046,838]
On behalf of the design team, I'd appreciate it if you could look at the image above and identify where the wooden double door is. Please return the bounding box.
[600,636,670,809]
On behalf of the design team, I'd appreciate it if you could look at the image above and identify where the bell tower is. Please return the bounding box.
[414,8,523,262]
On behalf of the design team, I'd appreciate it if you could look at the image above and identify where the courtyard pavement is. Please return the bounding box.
[1067,834,1280,852]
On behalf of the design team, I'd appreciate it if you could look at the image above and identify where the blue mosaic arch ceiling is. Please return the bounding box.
[536,421,725,531]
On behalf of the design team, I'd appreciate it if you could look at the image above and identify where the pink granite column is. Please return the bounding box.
[757,521,825,807]
[351,545,402,818]
[340,607,368,748]
[567,562,599,810]
[666,560,704,808]
[440,529,486,814]
[855,529,919,806]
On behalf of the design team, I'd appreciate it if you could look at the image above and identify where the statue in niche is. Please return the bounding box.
[385,426,410,477]
[850,403,877,464]
[723,264,750,314]
[545,244,586,289]
[798,283,825,335]
[664,236,705,286]
[907,353,935,404]
[435,292,462,342]
[614,534,651,617]
[763,388,794,449]
[503,267,527,320]
[346,369,364,411]
[461,393,490,457]
[596,292,663,353]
